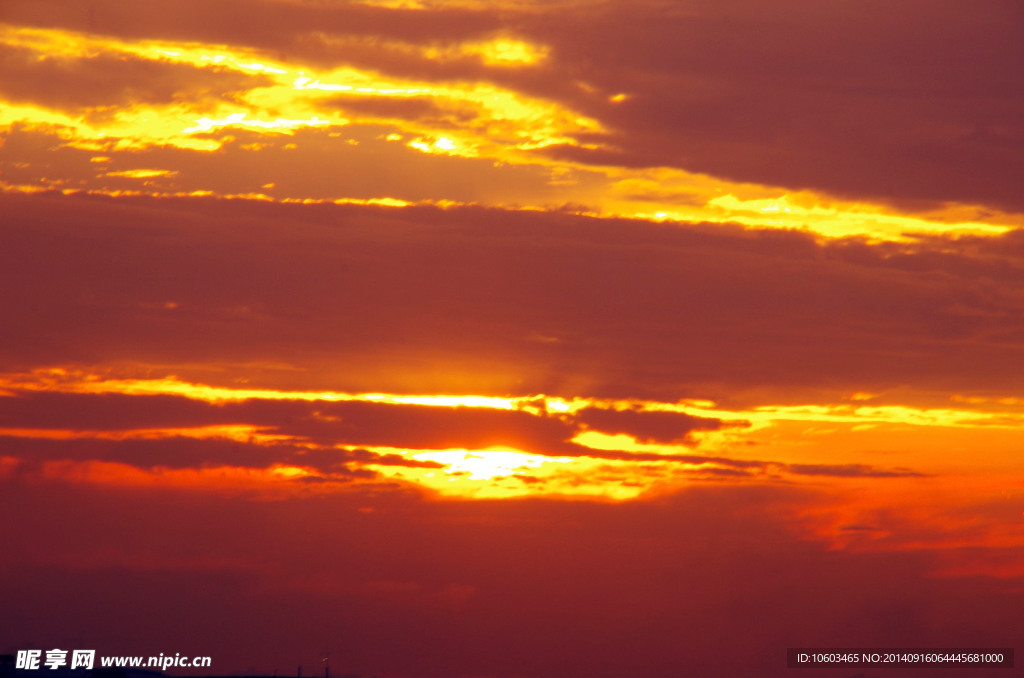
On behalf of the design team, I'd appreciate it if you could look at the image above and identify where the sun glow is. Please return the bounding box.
[7,368,1024,432]
[459,38,550,66]
[182,113,332,135]
[104,169,179,179]
[0,368,522,410]
[412,449,574,480]
[3,365,1023,500]
[366,446,659,499]
[704,193,1014,240]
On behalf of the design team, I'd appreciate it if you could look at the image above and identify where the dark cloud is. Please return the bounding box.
[574,405,731,443]
[0,0,502,58]
[0,391,584,454]
[4,191,1024,406]
[527,0,1024,211]
[782,463,925,479]
[281,400,578,452]
[0,43,270,113]
[323,94,469,124]
[0,434,440,475]
[0,391,224,431]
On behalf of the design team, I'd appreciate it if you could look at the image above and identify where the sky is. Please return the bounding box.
[1,1,1024,676]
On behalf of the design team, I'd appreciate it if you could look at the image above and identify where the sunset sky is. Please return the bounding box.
[2,1,1024,676]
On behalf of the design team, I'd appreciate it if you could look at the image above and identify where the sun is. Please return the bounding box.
[412,449,572,480]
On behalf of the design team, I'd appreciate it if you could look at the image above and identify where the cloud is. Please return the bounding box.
[4,0,1022,212]
[0,389,923,484]
[782,462,924,479]
[0,124,578,205]
[0,434,442,477]
[0,0,503,61]
[0,390,585,454]
[0,391,223,431]
[0,42,271,114]
[5,0,1021,218]
[3,191,1024,405]
[526,0,1024,211]
[322,93,455,122]
[573,405,729,443]
[0,389,637,460]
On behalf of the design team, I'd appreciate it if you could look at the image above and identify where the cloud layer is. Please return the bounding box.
[4,191,1024,402]
[3,0,1022,213]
